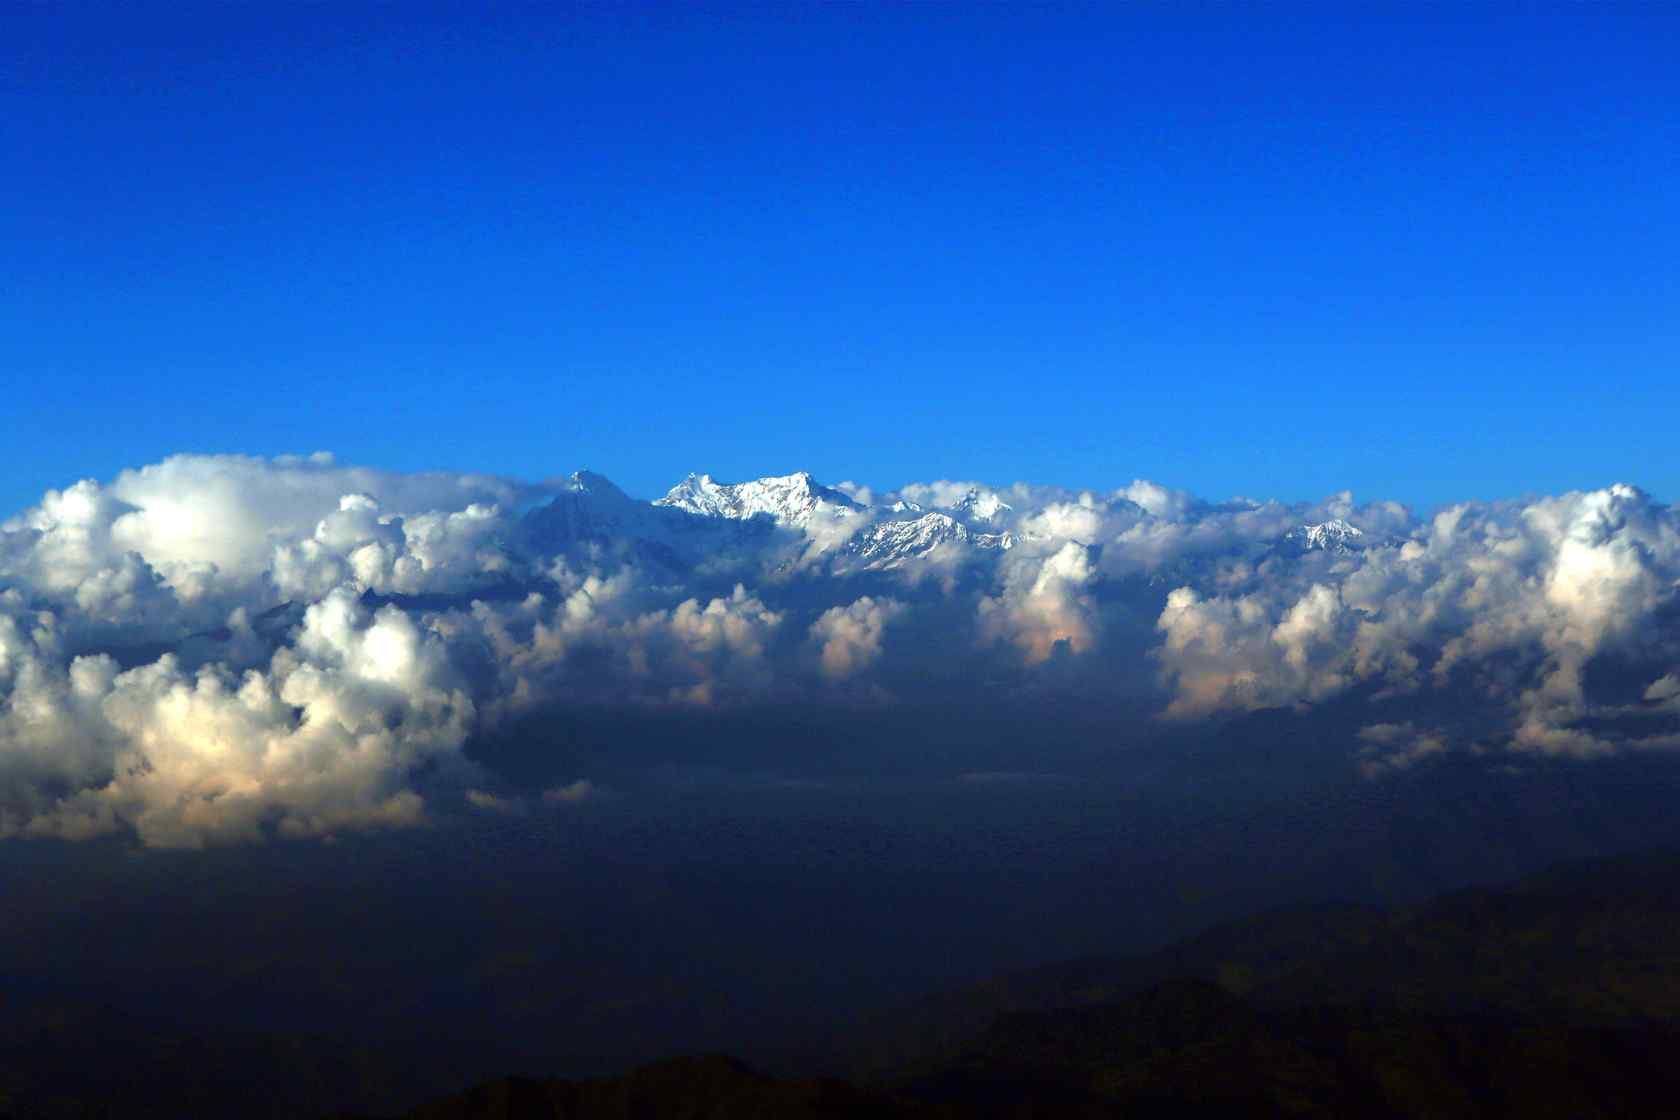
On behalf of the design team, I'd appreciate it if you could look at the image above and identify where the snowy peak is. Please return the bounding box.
[523,468,648,547]
[564,469,633,503]
[1287,518,1366,553]
[951,488,1013,525]
[653,471,863,529]
[843,512,1014,570]
[520,467,1404,580]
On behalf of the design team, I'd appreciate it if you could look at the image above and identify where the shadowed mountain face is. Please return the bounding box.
[842,850,1680,1082]
[911,984,1680,1119]
[15,851,1680,1119]
[331,1057,936,1120]
[337,853,1680,1119]
[335,990,1680,1120]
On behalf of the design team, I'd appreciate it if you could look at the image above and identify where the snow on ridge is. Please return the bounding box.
[843,512,1014,570]
[1286,518,1366,553]
[653,471,863,529]
[952,488,1014,524]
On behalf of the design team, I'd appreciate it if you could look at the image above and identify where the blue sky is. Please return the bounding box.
[5,3,1676,517]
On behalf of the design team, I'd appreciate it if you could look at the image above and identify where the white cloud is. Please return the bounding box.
[468,577,785,713]
[1,455,1675,844]
[1016,497,1110,544]
[1154,584,1354,718]
[1,586,475,847]
[978,541,1099,663]
[2,453,537,622]
[808,596,905,680]
[897,480,998,511]
[833,480,874,506]
[1154,484,1680,759]
[1116,479,1193,520]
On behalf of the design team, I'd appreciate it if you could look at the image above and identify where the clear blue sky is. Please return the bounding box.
[5,3,1676,516]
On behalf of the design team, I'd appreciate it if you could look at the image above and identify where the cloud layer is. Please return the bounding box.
[2,454,1675,845]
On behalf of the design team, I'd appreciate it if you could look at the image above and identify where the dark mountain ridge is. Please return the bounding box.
[14,850,1680,1119]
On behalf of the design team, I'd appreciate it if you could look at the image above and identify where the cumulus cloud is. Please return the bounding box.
[978,540,1100,663]
[1153,483,1680,763]
[833,480,874,506]
[271,494,512,601]
[1,454,534,626]
[896,480,1004,512]
[1,453,1675,844]
[1016,492,1123,545]
[1,587,474,847]
[466,578,785,712]
[131,454,512,580]
[808,596,905,680]
[1116,479,1194,520]
[1155,582,1357,718]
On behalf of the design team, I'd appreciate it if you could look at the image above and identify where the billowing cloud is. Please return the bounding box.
[467,579,784,711]
[1153,483,1680,762]
[1,587,474,847]
[1155,582,1356,718]
[1116,479,1194,520]
[978,541,1099,662]
[271,494,511,601]
[895,480,1017,521]
[1,453,1675,843]
[808,596,905,680]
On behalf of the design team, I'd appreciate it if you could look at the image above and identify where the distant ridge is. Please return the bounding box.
[326,850,1680,1120]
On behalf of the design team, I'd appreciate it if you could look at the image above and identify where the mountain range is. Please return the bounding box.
[517,468,1368,580]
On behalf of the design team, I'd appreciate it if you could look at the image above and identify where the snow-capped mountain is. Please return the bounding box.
[521,469,704,573]
[524,470,669,553]
[653,471,863,530]
[518,468,1401,583]
[950,488,1013,525]
[522,469,1028,575]
[1285,518,1366,554]
[842,512,1014,571]
[523,470,645,542]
